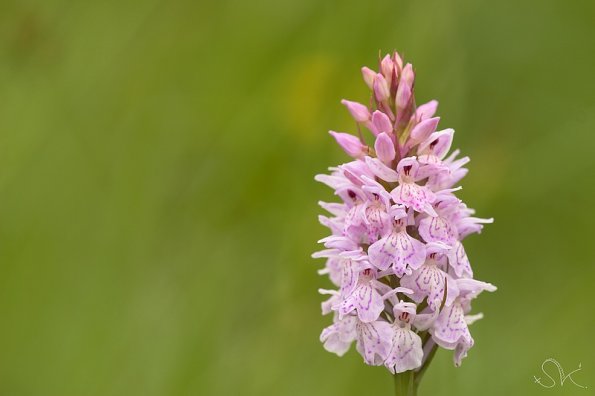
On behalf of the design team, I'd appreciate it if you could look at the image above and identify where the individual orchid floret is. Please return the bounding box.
[361,193,392,242]
[400,242,458,311]
[368,213,426,276]
[336,268,386,322]
[355,319,394,366]
[417,129,454,164]
[390,157,437,216]
[384,302,424,374]
[418,197,459,246]
[429,300,473,366]
[314,51,495,392]
[430,278,496,366]
[320,315,358,356]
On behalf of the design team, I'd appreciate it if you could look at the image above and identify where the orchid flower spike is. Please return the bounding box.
[314,51,495,393]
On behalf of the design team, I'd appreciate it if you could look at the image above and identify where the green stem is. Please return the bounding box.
[414,343,438,392]
[393,370,416,396]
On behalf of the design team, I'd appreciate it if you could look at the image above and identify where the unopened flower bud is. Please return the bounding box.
[380,55,395,88]
[395,79,412,116]
[374,73,390,103]
[361,67,376,90]
[371,110,393,136]
[329,131,367,158]
[374,132,396,164]
[401,63,415,87]
[393,52,403,71]
[341,99,371,123]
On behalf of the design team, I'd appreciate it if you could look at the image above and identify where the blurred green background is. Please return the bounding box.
[1,0,594,395]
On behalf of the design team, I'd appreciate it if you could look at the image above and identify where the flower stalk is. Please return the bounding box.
[394,370,415,396]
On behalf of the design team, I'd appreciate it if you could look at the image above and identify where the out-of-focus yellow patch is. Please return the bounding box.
[278,54,336,143]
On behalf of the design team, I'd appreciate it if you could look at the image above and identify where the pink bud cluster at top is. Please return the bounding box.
[314,52,496,374]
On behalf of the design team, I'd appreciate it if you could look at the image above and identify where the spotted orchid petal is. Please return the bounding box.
[338,281,385,323]
[355,320,393,365]
[430,301,473,350]
[339,258,366,298]
[401,262,458,311]
[419,213,458,245]
[448,240,473,278]
[391,183,437,216]
[320,316,357,356]
[368,229,426,276]
[418,128,455,160]
[384,326,423,373]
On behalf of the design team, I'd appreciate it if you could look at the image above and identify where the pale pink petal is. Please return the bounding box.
[368,232,397,271]
[364,156,399,182]
[414,100,438,121]
[448,241,473,278]
[338,283,384,323]
[320,316,357,356]
[368,231,426,276]
[361,66,376,89]
[401,265,443,311]
[418,128,454,159]
[380,54,395,87]
[430,302,473,350]
[384,327,423,373]
[363,201,390,241]
[419,215,457,245]
[329,131,367,158]
[341,99,370,123]
[340,259,361,298]
[409,117,440,143]
[374,73,390,102]
[391,183,437,216]
[454,338,474,367]
[355,320,393,365]
[371,110,393,136]
[395,79,412,119]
